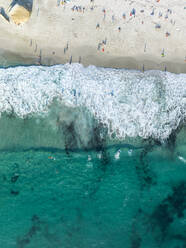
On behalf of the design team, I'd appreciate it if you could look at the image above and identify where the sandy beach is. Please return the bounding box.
[0,0,186,73]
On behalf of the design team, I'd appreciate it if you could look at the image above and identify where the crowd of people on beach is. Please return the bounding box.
[54,0,186,67]
[26,0,186,67]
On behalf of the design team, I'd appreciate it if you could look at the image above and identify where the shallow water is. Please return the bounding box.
[0,63,185,248]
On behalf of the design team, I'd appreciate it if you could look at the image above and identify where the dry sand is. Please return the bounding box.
[0,0,186,73]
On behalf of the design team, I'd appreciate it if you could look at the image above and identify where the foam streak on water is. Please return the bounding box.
[0,63,185,141]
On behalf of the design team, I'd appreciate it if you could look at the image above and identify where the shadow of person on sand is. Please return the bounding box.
[0,7,10,22]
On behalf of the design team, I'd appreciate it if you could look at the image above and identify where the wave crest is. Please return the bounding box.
[0,64,185,141]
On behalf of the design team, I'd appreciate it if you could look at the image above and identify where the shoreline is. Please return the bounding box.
[0,0,186,73]
[1,48,186,74]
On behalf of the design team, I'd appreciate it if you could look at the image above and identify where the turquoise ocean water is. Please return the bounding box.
[0,63,185,248]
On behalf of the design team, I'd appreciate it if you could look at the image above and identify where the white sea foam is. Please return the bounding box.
[114,150,121,160]
[0,63,185,141]
[178,156,186,164]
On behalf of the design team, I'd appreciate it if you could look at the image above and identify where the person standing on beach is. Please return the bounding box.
[103,8,106,20]
[96,23,100,29]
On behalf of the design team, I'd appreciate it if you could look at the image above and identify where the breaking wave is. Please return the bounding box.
[0,63,185,143]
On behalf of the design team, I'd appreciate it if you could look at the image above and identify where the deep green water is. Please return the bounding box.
[0,140,185,248]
